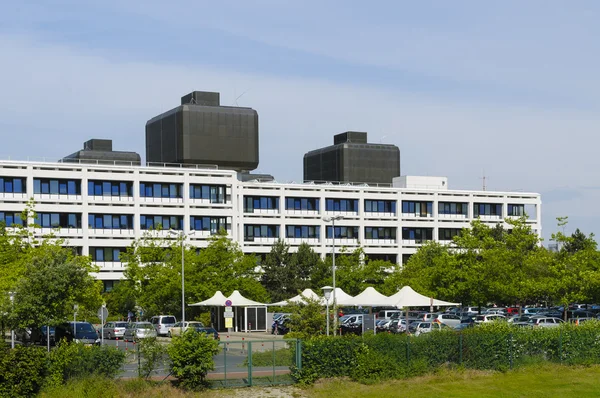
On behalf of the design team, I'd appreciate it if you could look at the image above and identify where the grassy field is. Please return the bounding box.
[40,363,600,397]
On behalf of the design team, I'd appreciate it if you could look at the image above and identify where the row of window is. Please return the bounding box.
[286,197,319,211]
[90,247,126,262]
[88,181,133,197]
[88,214,134,229]
[402,201,433,216]
[190,216,227,234]
[0,177,25,194]
[34,179,80,195]
[189,185,226,203]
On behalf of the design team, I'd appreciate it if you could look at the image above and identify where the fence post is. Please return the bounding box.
[247,341,253,387]
[137,341,141,378]
[509,332,513,370]
[406,336,410,366]
[559,329,563,363]
[273,340,276,383]
[459,332,463,365]
[223,342,227,387]
[297,340,303,371]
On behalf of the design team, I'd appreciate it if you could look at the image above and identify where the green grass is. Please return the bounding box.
[39,363,600,397]
[307,363,600,398]
[241,348,293,367]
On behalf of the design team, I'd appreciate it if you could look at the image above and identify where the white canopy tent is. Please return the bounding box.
[337,287,390,307]
[329,287,353,305]
[189,290,268,332]
[188,291,229,307]
[270,288,323,306]
[390,286,459,308]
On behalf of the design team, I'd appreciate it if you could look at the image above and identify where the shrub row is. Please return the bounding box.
[293,321,600,384]
[0,343,125,397]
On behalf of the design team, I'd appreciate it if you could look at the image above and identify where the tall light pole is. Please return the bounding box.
[168,229,195,333]
[323,215,344,336]
[321,286,333,336]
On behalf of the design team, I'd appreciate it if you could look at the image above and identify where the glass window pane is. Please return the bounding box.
[14,179,23,193]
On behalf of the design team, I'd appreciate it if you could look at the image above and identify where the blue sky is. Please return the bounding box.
[1,1,599,242]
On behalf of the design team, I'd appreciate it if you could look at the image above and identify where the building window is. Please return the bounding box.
[365,227,396,240]
[325,199,359,212]
[402,227,433,242]
[140,215,183,230]
[190,216,227,234]
[474,203,503,217]
[285,225,320,239]
[0,212,24,226]
[35,213,81,228]
[401,201,433,216]
[88,180,133,197]
[244,196,279,212]
[90,247,126,262]
[88,214,133,229]
[507,204,525,217]
[438,202,468,215]
[364,200,396,214]
[326,226,359,239]
[438,228,461,241]
[34,178,81,195]
[285,197,319,211]
[244,224,279,241]
[139,182,183,198]
[0,177,26,194]
[189,184,226,203]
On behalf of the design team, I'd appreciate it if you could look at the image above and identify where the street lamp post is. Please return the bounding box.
[323,215,344,336]
[9,292,14,349]
[168,229,195,333]
[321,286,333,336]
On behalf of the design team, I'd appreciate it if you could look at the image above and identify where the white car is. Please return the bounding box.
[528,317,563,328]
[474,314,506,324]
[101,321,129,340]
[435,313,461,328]
[168,321,205,337]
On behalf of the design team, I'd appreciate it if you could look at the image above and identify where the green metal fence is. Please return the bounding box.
[210,339,301,388]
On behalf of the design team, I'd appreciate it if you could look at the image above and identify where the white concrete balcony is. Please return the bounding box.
[88,228,135,237]
[285,209,320,216]
[93,261,126,272]
[364,238,397,246]
[88,195,134,203]
[0,192,28,201]
[401,213,433,218]
[245,237,278,244]
[324,211,358,217]
[140,197,184,204]
[286,237,320,245]
[438,214,468,220]
[36,227,83,237]
[248,209,279,215]
[325,238,359,246]
[34,194,82,202]
[402,239,431,246]
[140,229,183,239]
[364,212,396,218]
[189,198,229,206]
[478,215,502,221]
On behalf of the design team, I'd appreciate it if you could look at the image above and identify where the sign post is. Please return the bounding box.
[97,305,109,346]
[225,300,233,332]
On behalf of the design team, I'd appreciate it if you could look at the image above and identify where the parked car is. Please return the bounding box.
[408,321,432,336]
[523,307,548,315]
[168,321,205,337]
[485,308,507,315]
[197,327,220,340]
[421,313,440,321]
[123,322,158,341]
[506,307,520,315]
[509,315,535,324]
[150,315,177,336]
[274,316,290,335]
[55,322,100,346]
[474,314,506,324]
[463,307,486,315]
[435,314,461,328]
[527,317,563,328]
[101,321,129,340]
[377,310,402,320]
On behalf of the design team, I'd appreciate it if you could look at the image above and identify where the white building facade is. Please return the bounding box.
[0,161,541,290]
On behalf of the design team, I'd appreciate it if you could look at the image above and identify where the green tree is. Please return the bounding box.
[167,331,220,389]
[260,239,293,302]
[9,242,103,330]
[285,296,326,339]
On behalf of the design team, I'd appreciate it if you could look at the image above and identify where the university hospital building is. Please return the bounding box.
[0,91,541,292]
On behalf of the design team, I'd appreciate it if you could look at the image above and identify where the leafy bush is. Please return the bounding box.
[46,342,126,387]
[167,330,220,389]
[297,323,600,384]
[0,345,47,398]
[138,337,167,379]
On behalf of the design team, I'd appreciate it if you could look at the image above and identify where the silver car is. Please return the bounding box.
[123,322,158,341]
[528,317,564,328]
[101,321,129,340]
